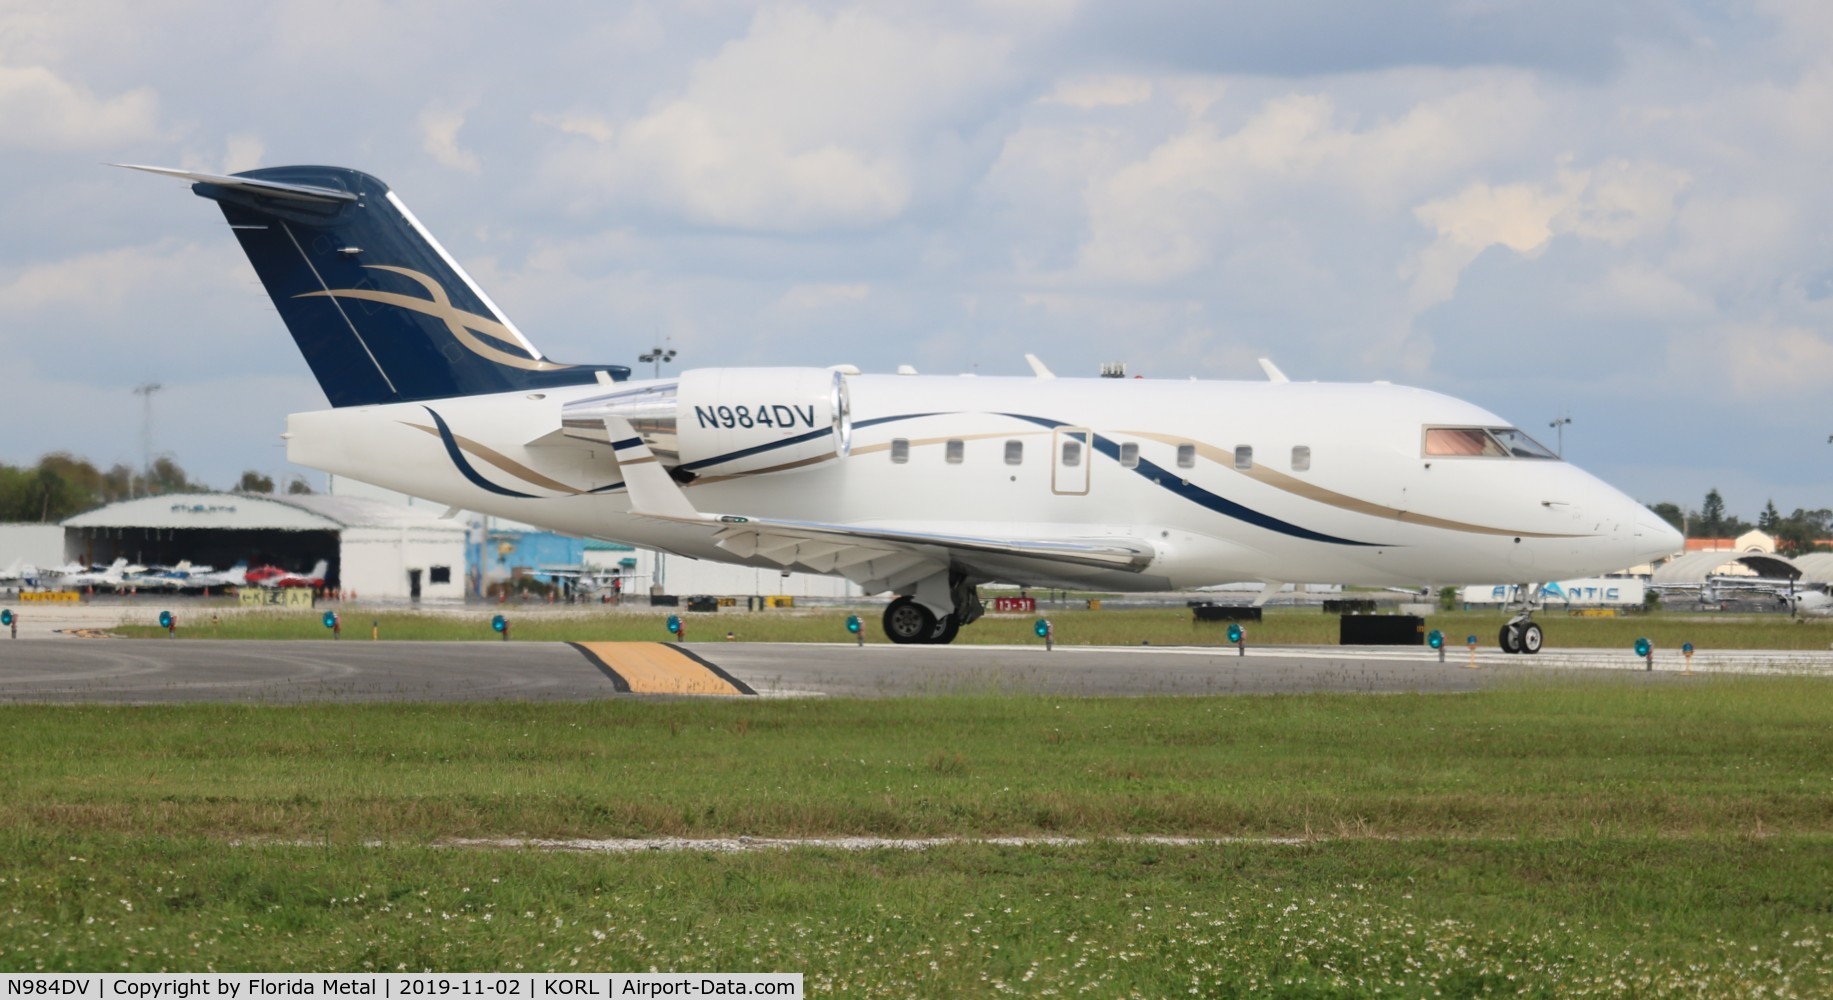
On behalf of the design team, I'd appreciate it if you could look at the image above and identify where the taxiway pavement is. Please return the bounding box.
[1,638,1815,703]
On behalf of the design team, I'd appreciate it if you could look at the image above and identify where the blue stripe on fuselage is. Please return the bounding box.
[996,413,1384,547]
[425,406,539,499]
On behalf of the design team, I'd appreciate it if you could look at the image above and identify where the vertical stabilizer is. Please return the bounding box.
[121,164,629,406]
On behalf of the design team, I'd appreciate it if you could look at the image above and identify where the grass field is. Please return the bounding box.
[1,679,1828,991]
[3,835,1826,994]
[112,604,1833,650]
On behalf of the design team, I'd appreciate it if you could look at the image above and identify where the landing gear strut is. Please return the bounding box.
[881,571,983,645]
[1498,582,1544,655]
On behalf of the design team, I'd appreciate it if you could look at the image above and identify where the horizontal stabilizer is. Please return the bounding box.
[114,164,357,205]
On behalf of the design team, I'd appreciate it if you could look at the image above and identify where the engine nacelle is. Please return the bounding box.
[562,367,851,477]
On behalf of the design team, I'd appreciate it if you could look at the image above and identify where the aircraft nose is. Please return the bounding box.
[1628,509,1684,565]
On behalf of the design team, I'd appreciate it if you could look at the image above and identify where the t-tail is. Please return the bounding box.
[120,164,629,407]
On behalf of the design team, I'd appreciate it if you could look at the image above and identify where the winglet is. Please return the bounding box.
[1258,358,1290,383]
[604,416,700,519]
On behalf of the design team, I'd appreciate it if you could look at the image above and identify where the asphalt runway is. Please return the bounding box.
[0,638,1808,703]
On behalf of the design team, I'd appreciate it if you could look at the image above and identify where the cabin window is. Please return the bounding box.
[891,438,910,463]
[1061,440,1082,467]
[1234,445,1253,470]
[1119,442,1139,469]
[1004,440,1023,465]
[1291,445,1311,471]
[945,439,964,464]
[1176,444,1195,469]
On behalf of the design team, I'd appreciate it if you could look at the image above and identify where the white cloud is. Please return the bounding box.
[539,5,1013,232]
[0,240,218,314]
[420,106,481,174]
[777,283,870,310]
[0,63,160,150]
[1700,322,1833,397]
[534,111,615,144]
[222,133,264,174]
[1069,77,1545,286]
[1407,160,1689,310]
[1040,75,1153,109]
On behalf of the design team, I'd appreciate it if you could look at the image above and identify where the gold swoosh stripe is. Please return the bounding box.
[404,422,586,495]
[1127,431,1581,539]
[297,265,574,373]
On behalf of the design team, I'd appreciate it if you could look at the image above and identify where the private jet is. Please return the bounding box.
[128,164,1684,650]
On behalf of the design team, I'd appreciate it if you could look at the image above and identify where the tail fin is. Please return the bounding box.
[308,559,328,581]
[121,164,629,407]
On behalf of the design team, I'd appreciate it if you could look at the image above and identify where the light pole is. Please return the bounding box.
[133,382,162,494]
[1548,415,1572,457]
[634,344,678,593]
[638,345,677,379]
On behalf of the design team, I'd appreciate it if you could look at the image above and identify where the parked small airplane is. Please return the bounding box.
[1781,587,1832,617]
[131,163,1685,650]
[132,561,249,591]
[0,559,37,589]
[246,560,328,589]
[186,562,249,590]
[54,558,131,591]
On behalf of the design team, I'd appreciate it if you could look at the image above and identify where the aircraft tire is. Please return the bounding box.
[1519,622,1543,654]
[930,613,961,645]
[883,597,937,645]
[1498,624,1522,654]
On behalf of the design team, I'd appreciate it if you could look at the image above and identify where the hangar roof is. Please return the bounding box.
[63,493,463,532]
[1650,549,1801,584]
[1786,552,1833,585]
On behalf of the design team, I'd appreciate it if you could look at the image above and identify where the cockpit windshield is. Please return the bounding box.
[1423,426,1560,460]
[1488,427,1559,459]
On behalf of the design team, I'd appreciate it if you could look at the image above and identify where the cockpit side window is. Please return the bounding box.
[1422,427,1508,458]
[1422,426,1560,460]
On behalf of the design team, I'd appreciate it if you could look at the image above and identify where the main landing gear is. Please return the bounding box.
[1497,582,1544,654]
[882,571,984,645]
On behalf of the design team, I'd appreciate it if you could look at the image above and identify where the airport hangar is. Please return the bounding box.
[60,492,467,600]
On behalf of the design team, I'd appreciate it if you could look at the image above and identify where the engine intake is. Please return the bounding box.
[562,367,851,476]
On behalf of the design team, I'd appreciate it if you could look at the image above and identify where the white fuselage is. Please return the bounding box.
[288,372,1680,592]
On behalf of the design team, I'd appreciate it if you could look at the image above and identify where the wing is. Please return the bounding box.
[600,416,1159,593]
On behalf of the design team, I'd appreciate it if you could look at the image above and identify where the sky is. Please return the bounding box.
[1,0,1830,520]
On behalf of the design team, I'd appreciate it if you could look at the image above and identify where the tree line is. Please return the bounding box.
[1647,489,1832,555]
[0,453,311,523]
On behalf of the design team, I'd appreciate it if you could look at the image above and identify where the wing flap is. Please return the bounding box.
[591,411,1159,590]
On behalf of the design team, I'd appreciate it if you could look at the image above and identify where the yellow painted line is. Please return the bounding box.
[571,642,753,696]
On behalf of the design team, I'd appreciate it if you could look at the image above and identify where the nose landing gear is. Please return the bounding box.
[1498,582,1544,654]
